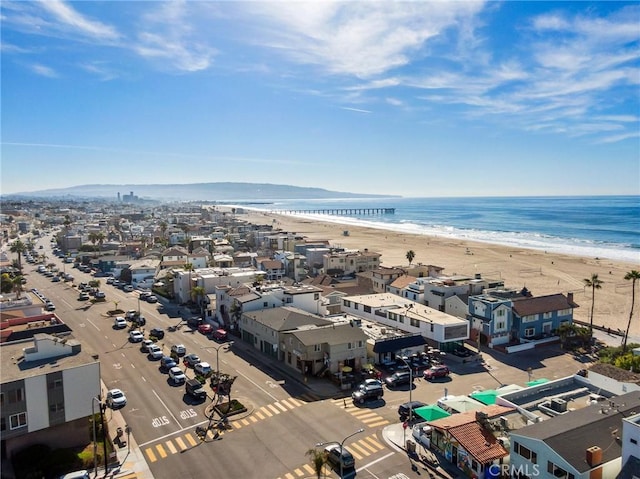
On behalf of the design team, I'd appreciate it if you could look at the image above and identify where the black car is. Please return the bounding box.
[398,400,426,420]
[150,327,165,339]
[384,371,412,388]
[187,317,203,328]
[351,383,384,404]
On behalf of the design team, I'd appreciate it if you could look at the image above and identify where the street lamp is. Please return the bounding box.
[316,428,364,478]
[202,344,228,403]
[398,355,413,421]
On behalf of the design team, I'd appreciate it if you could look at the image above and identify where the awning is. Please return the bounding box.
[469,390,498,405]
[373,334,427,353]
[414,404,451,422]
[526,378,550,387]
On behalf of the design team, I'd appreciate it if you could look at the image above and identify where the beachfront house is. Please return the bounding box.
[340,293,469,352]
[372,267,407,293]
[323,249,381,277]
[468,289,578,351]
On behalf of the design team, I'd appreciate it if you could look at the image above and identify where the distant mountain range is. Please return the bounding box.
[5,182,399,202]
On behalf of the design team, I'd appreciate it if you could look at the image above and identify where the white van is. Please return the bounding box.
[58,471,90,479]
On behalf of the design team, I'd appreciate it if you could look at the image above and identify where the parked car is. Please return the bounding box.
[125,310,138,320]
[324,444,355,470]
[147,345,163,360]
[140,339,154,352]
[185,378,207,401]
[51,276,61,282]
[139,291,152,300]
[352,383,384,404]
[160,356,177,372]
[129,330,144,343]
[106,388,127,409]
[423,365,450,380]
[194,362,212,376]
[45,302,56,311]
[171,344,186,356]
[168,367,186,385]
[78,292,90,301]
[384,371,412,388]
[94,291,106,299]
[183,354,201,368]
[398,401,426,420]
[187,317,203,328]
[123,285,134,292]
[146,295,158,303]
[198,324,213,335]
[114,317,127,329]
[106,277,115,285]
[212,329,228,341]
[150,327,165,339]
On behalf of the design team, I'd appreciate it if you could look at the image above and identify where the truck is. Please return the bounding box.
[185,379,207,401]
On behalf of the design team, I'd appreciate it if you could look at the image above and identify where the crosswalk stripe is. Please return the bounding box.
[283,398,300,408]
[358,440,378,453]
[249,415,258,423]
[366,419,390,427]
[144,448,157,463]
[275,402,288,412]
[350,442,369,457]
[155,444,167,458]
[260,407,273,417]
[364,436,384,449]
[361,416,385,424]
[117,474,136,479]
[256,410,266,420]
[234,421,243,429]
[166,441,177,454]
[284,473,295,479]
[303,464,315,474]
[294,468,304,476]
[175,437,187,450]
[241,418,250,426]
[348,446,364,460]
[268,404,280,415]
[351,410,377,418]
[185,433,197,446]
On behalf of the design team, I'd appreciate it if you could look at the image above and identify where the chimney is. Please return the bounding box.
[567,292,574,303]
[586,446,602,467]
[587,446,603,479]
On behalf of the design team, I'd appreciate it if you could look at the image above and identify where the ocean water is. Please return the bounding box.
[246,196,640,264]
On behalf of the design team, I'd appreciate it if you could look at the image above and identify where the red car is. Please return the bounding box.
[423,365,450,380]
[212,329,228,341]
[198,324,213,335]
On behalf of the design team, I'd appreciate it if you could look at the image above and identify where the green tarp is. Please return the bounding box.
[526,378,550,387]
[414,404,451,422]
[469,389,498,405]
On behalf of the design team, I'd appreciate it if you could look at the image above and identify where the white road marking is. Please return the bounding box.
[152,389,181,426]
[357,451,396,473]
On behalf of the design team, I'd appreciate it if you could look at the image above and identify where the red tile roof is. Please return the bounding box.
[448,421,509,464]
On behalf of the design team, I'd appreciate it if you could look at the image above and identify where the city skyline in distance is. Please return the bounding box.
[1,1,639,197]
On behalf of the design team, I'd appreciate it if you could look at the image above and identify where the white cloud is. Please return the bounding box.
[38,0,120,41]
[134,1,217,72]
[30,63,58,78]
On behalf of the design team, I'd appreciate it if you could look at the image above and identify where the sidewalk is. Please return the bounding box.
[102,385,155,479]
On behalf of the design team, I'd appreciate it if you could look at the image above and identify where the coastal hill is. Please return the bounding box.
[6,182,399,202]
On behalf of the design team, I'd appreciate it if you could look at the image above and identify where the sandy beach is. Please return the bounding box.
[241,209,639,338]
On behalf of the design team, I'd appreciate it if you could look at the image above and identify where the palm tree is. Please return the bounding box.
[12,275,24,299]
[191,286,205,313]
[583,273,604,337]
[159,221,168,239]
[88,232,99,255]
[406,250,416,266]
[305,448,327,479]
[623,270,640,352]
[10,239,26,270]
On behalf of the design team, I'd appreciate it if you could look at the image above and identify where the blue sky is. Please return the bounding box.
[1,1,639,198]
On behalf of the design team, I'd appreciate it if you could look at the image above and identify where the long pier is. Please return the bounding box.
[276,207,395,216]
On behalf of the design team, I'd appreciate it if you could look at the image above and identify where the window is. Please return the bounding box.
[496,309,505,317]
[49,403,64,413]
[348,342,353,349]
[497,321,505,330]
[515,444,537,463]
[525,328,535,337]
[263,302,268,307]
[358,341,363,348]
[543,312,552,320]
[9,412,27,430]
[314,344,321,352]
[410,318,419,328]
[0,417,5,431]
[364,305,371,313]
[522,314,537,323]
[314,293,319,300]
[0,392,4,406]
[8,388,24,404]
[631,438,638,445]
[430,323,434,332]
[558,308,572,316]
[547,461,571,479]
[48,378,63,390]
